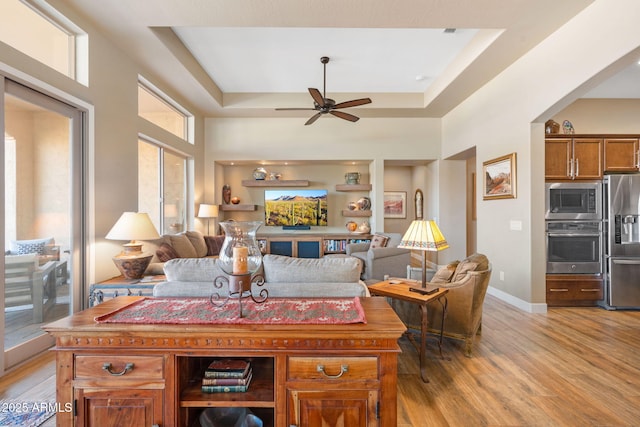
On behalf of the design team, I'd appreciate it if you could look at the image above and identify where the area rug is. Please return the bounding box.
[95,297,366,325]
[0,401,56,427]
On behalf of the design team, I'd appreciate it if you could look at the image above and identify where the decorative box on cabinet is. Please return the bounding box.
[546,274,603,306]
[545,137,602,180]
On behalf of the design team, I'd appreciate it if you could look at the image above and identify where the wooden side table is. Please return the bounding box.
[368,279,448,382]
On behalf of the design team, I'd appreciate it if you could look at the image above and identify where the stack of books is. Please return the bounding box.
[201,359,252,393]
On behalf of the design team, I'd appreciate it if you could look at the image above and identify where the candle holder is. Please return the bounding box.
[211,221,267,317]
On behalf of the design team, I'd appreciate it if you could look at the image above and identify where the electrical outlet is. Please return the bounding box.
[500,271,505,281]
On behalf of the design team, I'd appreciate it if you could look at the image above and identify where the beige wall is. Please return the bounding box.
[552,99,640,134]
[442,0,640,311]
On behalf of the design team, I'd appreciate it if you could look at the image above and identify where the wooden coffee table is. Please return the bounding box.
[368,279,448,382]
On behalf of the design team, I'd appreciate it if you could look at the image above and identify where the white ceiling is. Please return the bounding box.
[51,0,619,118]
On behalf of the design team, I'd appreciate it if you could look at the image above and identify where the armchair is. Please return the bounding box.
[4,254,58,322]
[394,253,492,357]
[346,233,411,281]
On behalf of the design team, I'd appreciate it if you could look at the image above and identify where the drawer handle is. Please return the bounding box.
[102,362,134,376]
[549,288,569,292]
[580,288,601,292]
[316,364,348,379]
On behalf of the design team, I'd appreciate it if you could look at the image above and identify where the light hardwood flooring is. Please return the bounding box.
[1,294,639,426]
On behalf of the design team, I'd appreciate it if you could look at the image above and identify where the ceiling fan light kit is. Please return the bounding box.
[276,56,372,125]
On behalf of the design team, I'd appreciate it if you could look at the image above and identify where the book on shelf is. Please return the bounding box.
[201,371,253,393]
[202,369,253,386]
[203,359,251,379]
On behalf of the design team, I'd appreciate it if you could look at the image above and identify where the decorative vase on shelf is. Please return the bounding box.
[253,167,268,180]
[348,201,358,211]
[346,221,358,233]
[222,184,231,204]
[358,221,371,234]
[345,172,361,185]
[356,197,371,211]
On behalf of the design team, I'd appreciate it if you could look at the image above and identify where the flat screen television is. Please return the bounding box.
[264,189,328,227]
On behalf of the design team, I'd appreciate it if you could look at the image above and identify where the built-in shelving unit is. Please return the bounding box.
[341,210,372,217]
[218,204,257,211]
[335,184,372,192]
[242,179,310,187]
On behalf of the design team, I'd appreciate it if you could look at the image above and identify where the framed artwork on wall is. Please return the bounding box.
[383,191,407,218]
[482,152,517,200]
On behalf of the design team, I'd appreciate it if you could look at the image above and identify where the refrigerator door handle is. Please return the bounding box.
[612,259,640,265]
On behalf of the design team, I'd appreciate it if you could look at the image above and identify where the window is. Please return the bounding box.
[138,139,188,235]
[0,0,87,84]
[138,79,193,143]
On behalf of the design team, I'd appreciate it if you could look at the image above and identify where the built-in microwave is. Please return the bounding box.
[545,181,602,220]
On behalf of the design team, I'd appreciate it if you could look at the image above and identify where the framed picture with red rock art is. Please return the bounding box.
[383,191,407,218]
[483,152,517,200]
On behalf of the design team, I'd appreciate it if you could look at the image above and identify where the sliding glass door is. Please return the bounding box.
[1,78,83,371]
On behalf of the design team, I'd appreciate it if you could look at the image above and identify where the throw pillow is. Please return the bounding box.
[451,260,478,282]
[204,235,225,256]
[156,243,179,262]
[185,230,208,257]
[370,234,389,249]
[15,241,47,255]
[168,233,198,258]
[430,261,459,283]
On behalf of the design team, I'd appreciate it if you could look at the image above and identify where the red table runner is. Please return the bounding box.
[94,297,366,325]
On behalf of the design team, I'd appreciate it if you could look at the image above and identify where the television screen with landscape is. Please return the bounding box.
[264,189,328,227]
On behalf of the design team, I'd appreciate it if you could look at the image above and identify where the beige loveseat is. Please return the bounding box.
[392,253,492,357]
[152,254,369,298]
[346,233,411,282]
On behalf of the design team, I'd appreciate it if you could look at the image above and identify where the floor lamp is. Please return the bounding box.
[198,204,219,235]
[397,219,449,288]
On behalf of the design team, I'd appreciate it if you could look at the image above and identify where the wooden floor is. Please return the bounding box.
[1,294,639,426]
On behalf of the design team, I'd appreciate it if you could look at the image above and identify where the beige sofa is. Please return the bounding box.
[152,254,369,298]
[391,253,492,357]
[346,233,411,282]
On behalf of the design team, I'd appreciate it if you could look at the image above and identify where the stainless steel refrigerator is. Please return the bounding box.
[604,174,640,309]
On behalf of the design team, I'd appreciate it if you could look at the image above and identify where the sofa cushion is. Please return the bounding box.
[164,258,226,282]
[451,260,478,282]
[156,243,179,262]
[10,237,54,255]
[262,254,361,283]
[465,253,490,271]
[168,234,197,258]
[205,235,225,256]
[370,234,389,249]
[431,261,459,283]
[185,231,208,257]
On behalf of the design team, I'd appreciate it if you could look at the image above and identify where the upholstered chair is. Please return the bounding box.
[392,253,492,357]
[346,233,411,282]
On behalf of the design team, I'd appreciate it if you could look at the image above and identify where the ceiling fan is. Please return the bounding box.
[276,56,372,125]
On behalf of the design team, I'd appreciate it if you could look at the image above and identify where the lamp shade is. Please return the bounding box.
[105,212,160,241]
[397,219,449,251]
[198,204,219,218]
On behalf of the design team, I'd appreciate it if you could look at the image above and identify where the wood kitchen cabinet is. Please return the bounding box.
[545,137,602,180]
[604,137,640,172]
[546,274,603,306]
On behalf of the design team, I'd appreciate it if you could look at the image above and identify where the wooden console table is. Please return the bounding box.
[44,296,406,427]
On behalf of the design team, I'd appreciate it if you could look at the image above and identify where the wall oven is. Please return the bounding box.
[546,221,603,274]
[545,182,602,220]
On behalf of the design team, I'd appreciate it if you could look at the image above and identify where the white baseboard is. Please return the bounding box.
[487,286,548,314]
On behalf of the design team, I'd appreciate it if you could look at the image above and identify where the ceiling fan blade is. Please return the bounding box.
[275,108,317,111]
[330,110,360,122]
[333,98,372,109]
[308,88,325,107]
[305,112,323,126]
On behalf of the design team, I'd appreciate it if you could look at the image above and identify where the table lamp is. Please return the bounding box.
[397,219,449,288]
[106,212,160,279]
[197,203,219,235]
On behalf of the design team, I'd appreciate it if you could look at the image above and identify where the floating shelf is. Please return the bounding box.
[218,204,257,211]
[242,179,310,187]
[335,184,372,192]
[342,210,372,217]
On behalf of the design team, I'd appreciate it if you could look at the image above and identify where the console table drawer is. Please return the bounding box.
[288,356,378,381]
[75,355,164,380]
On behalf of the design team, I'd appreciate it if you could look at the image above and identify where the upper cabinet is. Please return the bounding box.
[545,137,602,180]
[604,138,640,172]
